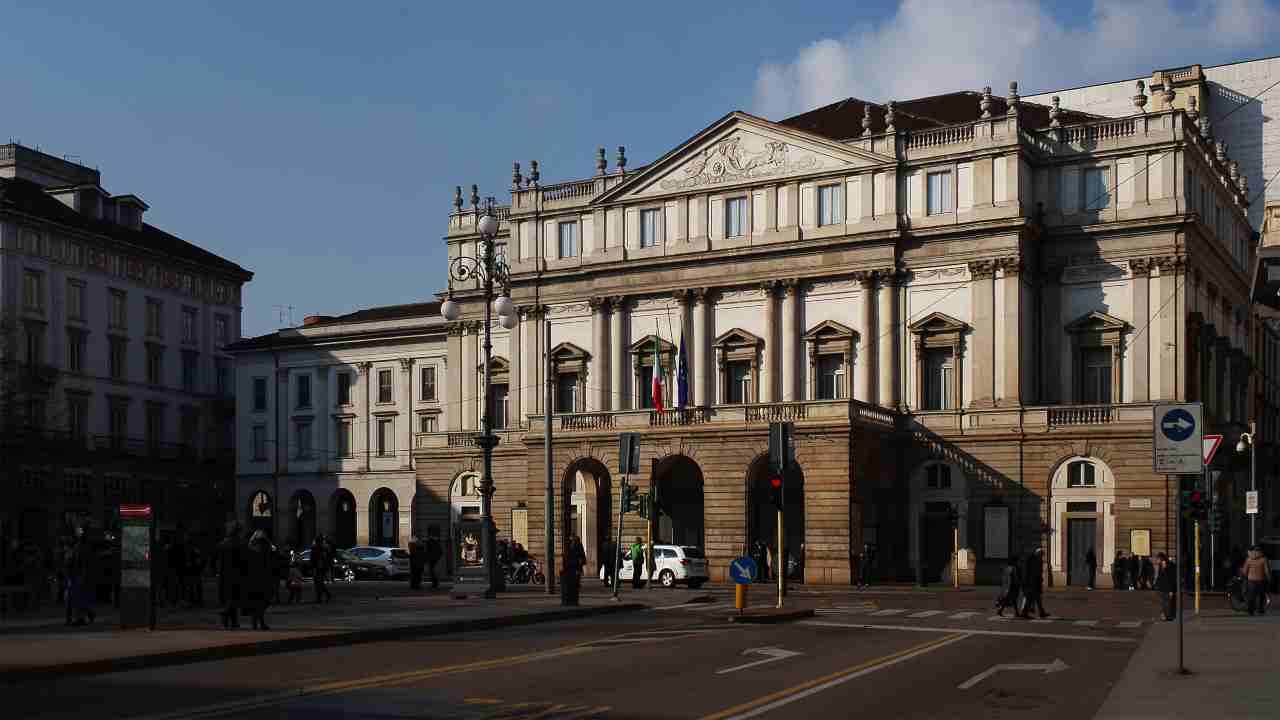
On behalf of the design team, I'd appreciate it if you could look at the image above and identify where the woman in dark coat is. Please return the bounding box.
[996,556,1021,616]
[216,526,245,629]
[243,531,274,631]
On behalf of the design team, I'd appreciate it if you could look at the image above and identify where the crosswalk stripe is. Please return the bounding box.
[1073,620,1098,627]
[948,612,978,619]
[1117,621,1143,628]
[870,608,905,616]
[684,602,732,612]
[908,610,944,618]
[1031,618,1054,624]
[987,616,1011,622]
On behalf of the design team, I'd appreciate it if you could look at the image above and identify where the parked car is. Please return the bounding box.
[599,544,709,588]
[348,546,412,580]
[297,548,357,582]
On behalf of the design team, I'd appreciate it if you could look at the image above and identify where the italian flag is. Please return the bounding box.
[651,333,665,412]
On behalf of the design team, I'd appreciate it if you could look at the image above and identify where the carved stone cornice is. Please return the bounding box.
[671,289,693,305]
[588,296,609,312]
[968,260,997,280]
[1128,257,1154,277]
[399,358,415,373]
[693,287,717,305]
[995,257,1022,277]
[356,361,373,375]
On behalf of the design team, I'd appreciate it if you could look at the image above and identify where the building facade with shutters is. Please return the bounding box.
[0,144,252,558]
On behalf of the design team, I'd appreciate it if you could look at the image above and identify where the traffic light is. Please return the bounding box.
[768,422,795,473]
[768,474,784,509]
[638,494,651,520]
[1181,489,1208,520]
[621,480,638,514]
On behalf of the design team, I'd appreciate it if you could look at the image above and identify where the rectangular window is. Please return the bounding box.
[1083,167,1110,211]
[557,221,579,259]
[253,377,268,412]
[555,373,579,412]
[295,421,312,459]
[23,270,43,312]
[639,208,662,248]
[146,345,164,385]
[926,171,953,215]
[337,419,353,457]
[418,414,437,433]
[67,331,86,373]
[922,348,954,410]
[818,184,842,226]
[146,405,164,449]
[419,366,436,401]
[1081,347,1112,404]
[67,280,85,321]
[377,418,393,457]
[816,355,846,400]
[109,290,127,329]
[182,308,197,344]
[109,337,127,379]
[252,425,267,460]
[216,360,230,397]
[25,325,43,367]
[491,383,509,428]
[296,374,312,409]
[214,315,229,346]
[146,298,162,338]
[725,197,747,237]
[69,398,88,440]
[109,404,128,447]
[337,372,352,405]
[726,360,752,404]
[182,351,198,391]
[927,464,953,489]
[378,369,393,403]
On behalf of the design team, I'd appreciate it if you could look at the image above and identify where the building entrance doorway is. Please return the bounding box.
[369,488,399,547]
[746,455,805,582]
[248,490,273,538]
[920,504,953,584]
[331,489,357,549]
[289,490,316,549]
[562,459,611,576]
[654,455,704,549]
[1067,517,1098,586]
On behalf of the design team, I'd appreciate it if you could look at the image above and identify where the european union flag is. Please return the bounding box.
[677,330,689,410]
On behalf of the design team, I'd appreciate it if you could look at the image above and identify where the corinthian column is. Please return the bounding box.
[761,281,780,402]
[855,271,876,402]
[611,296,629,410]
[590,297,609,411]
[782,279,801,402]
[877,272,899,408]
[692,289,711,406]
[968,260,996,408]
[461,322,478,429]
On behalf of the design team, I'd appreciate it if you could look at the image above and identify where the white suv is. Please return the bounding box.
[600,544,709,588]
[348,546,412,579]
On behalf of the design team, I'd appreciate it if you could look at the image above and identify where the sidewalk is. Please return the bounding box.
[0,582,647,684]
[1097,601,1280,719]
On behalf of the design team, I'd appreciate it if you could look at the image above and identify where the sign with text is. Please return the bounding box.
[984,506,1010,560]
[119,504,153,630]
[1247,491,1260,515]
[1153,403,1203,474]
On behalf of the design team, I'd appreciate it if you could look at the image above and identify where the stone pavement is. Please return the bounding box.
[0,581,647,683]
[1097,600,1280,719]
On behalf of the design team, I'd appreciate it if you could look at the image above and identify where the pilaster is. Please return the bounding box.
[968,260,997,407]
[781,279,801,402]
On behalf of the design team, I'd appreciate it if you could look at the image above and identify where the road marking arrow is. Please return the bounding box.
[958,658,1069,689]
[716,647,803,675]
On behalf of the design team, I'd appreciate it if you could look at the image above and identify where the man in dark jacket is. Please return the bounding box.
[1020,549,1049,618]
[996,556,1021,616]
[601,538,616,587]
[424,532,443,590]
[408,535,425,590]
[1155,552,1177,620]
[1085,547,1097,590]
[216,526,244,629]
[312,535,333,603]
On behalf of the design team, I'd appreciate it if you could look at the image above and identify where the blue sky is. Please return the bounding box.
[2,1,1275,337]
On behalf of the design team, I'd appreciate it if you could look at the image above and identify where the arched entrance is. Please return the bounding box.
[450,473,484,576]
[369,488,400,547]
[653,455,704,548]
[909,460,968,585]
[746,455,805,582]
[331,489,357,549]
[248,490,273,538]
[1049,456,1117,587]
[288,490,316,549]
[562,458,613,576]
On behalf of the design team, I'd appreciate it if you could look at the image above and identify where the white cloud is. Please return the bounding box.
[754,0,1280,119]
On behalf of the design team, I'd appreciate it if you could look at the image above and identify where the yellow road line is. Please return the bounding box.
[700,632,968,720]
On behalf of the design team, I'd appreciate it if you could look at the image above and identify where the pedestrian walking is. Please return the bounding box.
[408,535,424,590]
[1085,547,1097,590]
[1111,551,1127,591]
[858,542,875,589]
[569,535,587,578]
[286,563,304,604]
[1242,545,1272,616]
[312,534,334,603]
[996,556,1021,616]
[425,531,442,590]
[1020,549,1049,619]
[601,537,616,587]
[244,531,273,631]
[1140,555,1154,590]
[216,525,245,629]
[1127,552,1140,591]
[629,536,644,589]
[1155,553,1177,620]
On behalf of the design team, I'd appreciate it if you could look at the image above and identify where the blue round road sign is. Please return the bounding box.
[729,556,758,584]
[1160,408,1196,442]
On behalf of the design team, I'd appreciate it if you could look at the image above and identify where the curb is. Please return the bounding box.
[1,603,645,685]
[728,608,816,624]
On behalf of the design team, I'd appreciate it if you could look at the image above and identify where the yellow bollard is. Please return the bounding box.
[736,583,748,614]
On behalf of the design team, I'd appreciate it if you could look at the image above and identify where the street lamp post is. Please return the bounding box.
[1237,422,1258,546]
[441,197,515,599]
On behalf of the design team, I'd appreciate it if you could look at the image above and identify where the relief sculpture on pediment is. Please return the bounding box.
[659,134,822,191]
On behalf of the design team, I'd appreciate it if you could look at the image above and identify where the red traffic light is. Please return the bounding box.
[770,476,782,489]
[1190,491,1203,503]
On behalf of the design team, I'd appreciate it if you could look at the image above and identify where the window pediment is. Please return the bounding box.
[714,327,763,349]
[1065,311,1128,335]
[908,312,969,336]
[628,335,675,355]
[802,319,856,342]
[550,342,591,363]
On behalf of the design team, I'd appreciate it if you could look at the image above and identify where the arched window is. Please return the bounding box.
[1067,460,1096,488]
[925,463,952,490]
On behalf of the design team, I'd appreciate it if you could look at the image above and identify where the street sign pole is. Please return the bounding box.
[612,476,626,601]
[1154,404,1202,677]
[1175,473,1185,674]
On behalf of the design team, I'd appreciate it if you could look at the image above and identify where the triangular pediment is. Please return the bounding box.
[476,356,510,372]
[908,312,969,334]
[595,112,895,204]
[803,319,856,340]
[714,327,763,347]
[550,342,590,361]
[629,334,676,354]
[1065,311,1128,333]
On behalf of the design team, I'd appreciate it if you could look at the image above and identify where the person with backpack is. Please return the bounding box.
[1242,545,1272,616]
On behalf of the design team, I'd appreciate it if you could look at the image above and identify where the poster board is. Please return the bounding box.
[119,504,153,630]
[1131,529,1151,557]
[984,505,1010,559]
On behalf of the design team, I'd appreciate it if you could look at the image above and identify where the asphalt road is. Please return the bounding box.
[10,592,1151,720]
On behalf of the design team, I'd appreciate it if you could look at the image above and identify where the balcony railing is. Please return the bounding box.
[1047,405,1115,426]
[744,403,808,422]
[649,408,712,426]
[561,412,615,431]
